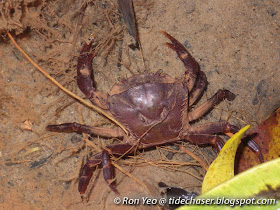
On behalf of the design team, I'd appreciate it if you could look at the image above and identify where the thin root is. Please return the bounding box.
[112,162,152,195]
[180,146,209,171]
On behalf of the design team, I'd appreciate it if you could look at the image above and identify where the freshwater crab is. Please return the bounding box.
[46,31,261,196]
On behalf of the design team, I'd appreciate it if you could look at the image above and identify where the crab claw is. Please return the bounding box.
[160,30,200,91]
[76,37,108,109]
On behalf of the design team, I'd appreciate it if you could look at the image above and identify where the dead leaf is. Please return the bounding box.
[236,107,280,173]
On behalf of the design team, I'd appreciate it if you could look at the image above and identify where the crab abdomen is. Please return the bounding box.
[108,82,188,144]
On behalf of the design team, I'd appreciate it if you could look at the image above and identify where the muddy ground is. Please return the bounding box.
[0,0,279,209]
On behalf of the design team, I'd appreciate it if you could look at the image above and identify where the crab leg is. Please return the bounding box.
[188,121,240,134]
[188,89,236,122]
[102,150,118,194]
[161,31,200,91]
[189,71,207,106]
[78,154,101,195]
[186,121,262,159]
[183,121,239,151]
[187,134,226,152]
[79,144,136,195]
[46,122,125,138]
[77,41,108,109]
[241,136,263,162]
[78,152,106,195]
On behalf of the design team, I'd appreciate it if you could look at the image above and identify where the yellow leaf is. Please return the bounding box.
[202,125,250,193]
[177,157,280,210]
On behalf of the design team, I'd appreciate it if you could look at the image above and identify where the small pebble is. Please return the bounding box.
[184,40,192,49]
